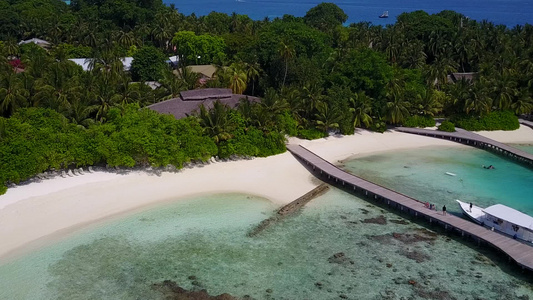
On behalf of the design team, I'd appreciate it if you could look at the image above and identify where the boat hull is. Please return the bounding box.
[456,200,484,224]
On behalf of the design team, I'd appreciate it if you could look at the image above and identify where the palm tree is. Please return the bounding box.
[67,98,97,128]
[112,74,140,108]
[464,79,491,116]
[279,41,295,87]
[259,88,288,117]
[416,88,443,117]
[34,62,81,112]
[385,89,410,125]
[0,72,28,117]
[511,89,533,115]
[491,73,517,111]
[350,91,373,128]
[93,76,119,122]
[314,101,341,133]
[176,66,201,90]
[197,101,234,143]
[425,56,458,89]
[158,70,186,101]
[116,30,137,48]
[226,63,248,94]
[244,61,261,95]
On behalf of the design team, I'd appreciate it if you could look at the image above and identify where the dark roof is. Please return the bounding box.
[448,72,476,83]
[147,88,260,119]
[180,88,232,101]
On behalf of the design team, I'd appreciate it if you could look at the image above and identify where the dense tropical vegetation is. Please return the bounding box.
[1,0,532,193]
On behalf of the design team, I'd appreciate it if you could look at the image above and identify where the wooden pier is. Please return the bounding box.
[286,144,533,272]
[519,119,533,130]
[395,127,533,167]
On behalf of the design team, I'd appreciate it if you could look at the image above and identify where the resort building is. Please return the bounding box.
[147,88,259,119]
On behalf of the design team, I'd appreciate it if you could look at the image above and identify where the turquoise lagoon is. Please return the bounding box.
[1,146,533,299]
[342,145,533,216]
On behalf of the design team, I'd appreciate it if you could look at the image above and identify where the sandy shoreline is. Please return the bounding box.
[1,126,533,262]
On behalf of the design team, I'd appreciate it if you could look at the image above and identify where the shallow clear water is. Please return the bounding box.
[1,188,533,299]
[342,145,533,216]
[167,0,533,27]
[514,144,533,155]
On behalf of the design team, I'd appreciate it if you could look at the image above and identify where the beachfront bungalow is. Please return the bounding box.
[147,88,260,119]
[18,38,51,49]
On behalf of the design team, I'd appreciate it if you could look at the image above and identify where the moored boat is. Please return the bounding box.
[456,199,533,244]
[379,11,389,18]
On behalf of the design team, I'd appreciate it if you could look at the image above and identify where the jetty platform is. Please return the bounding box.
[519,119,533,129]
[395,127,533,167]
[287,144,533,272]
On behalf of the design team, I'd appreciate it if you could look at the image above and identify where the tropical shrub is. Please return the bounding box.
[403,115,436,128]
[451,111,519,131]
[298,128,328,140]
[438,120,455,132]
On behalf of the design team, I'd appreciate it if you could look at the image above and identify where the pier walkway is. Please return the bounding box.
[519,119,533,129]
[395,127,533,167]
[287,144,533,271]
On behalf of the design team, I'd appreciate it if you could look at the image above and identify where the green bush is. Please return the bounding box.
[369,119,387,133]
[451,111,519,131]
[403,115,436,128]
[438,120,455,132]
[298,128,328,140]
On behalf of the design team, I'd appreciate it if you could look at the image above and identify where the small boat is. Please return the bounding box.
[445,172,456,176]
[379,11,389,18]
[456,200,533,244]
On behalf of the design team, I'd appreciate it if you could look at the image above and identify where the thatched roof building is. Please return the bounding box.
[147,88,260,119]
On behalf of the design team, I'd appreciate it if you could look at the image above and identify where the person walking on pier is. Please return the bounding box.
[442,205,447,216]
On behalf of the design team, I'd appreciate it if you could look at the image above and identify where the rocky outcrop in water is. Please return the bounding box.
[361,215,387,225]
[152,280,239,300]
[328,252,355,265]
[248,184,329,237]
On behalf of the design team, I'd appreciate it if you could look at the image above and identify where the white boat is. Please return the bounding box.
[456,200,533,243]
[445,172,456,176]
[379,11,389,18]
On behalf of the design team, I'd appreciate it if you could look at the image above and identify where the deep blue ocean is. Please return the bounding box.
[166,0,532,27]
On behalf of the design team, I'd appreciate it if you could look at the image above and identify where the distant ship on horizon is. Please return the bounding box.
[379,11,389,18]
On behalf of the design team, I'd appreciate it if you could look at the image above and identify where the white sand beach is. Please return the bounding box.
[1,126,533,261]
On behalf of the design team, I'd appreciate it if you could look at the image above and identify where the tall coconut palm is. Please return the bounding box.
[491,73,517,111]
[197,101,234,143]
[226,63,248,94]
[314,101,341,133]
[416,88,443,117]
[259,88,288,117]
[511,89,533,115]
[67,98,97,128]
[158,70,186,101]
[464,79,491,116]
[350,91,373,128]
[279,41,295,87]
[0,72,28,117]
[34,62,81,113]
[112,74,140,108]
[244,61,261,95]
[385,89,410,125]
